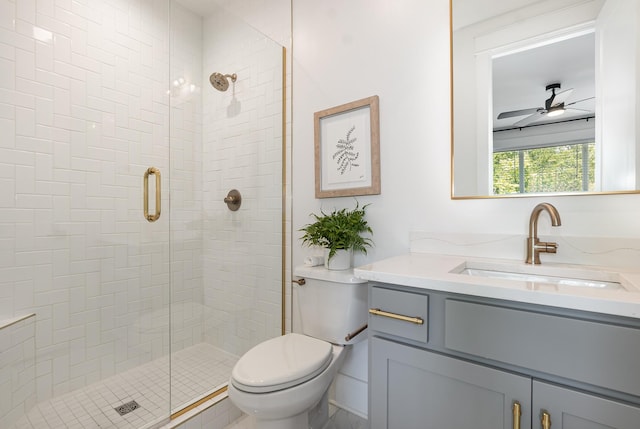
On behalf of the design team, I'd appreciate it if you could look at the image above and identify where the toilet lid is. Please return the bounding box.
[231,333,333,393]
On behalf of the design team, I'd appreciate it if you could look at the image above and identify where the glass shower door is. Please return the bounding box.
[168,1,285,414]
[1,0,173,427]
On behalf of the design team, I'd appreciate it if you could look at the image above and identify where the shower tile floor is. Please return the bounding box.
[12,343,238,429]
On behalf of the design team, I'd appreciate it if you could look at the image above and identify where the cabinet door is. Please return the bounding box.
[370,337,532,429]
[532,381,640,429]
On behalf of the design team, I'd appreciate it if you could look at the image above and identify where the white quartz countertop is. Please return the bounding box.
[354,253,640,319]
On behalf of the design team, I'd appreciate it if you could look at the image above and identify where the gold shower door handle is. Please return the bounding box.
[144,167,161,222]
[512,401,521,429]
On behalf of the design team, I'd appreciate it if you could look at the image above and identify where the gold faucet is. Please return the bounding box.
[526,203,561,264]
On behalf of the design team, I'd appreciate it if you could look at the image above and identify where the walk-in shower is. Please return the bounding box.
[0,1,285,428]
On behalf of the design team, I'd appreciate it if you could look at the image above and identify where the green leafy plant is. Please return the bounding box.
[300,202,373,262]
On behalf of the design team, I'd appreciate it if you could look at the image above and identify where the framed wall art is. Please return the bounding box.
[314,95,380,198]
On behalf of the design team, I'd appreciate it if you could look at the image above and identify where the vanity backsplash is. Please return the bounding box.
[410,232,640,269]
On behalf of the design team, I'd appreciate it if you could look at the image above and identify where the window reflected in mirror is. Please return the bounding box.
[493,142,595,195]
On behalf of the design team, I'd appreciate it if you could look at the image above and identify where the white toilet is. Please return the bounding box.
[227,265,368,429]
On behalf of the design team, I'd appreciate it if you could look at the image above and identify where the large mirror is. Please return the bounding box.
[451,0,640,198]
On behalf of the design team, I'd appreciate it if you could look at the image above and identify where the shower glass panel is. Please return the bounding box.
[168,2,284,414]
[1,0,284,427]
[1,0,172,428]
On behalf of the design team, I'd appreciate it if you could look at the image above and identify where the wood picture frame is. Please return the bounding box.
[314,95,380,198]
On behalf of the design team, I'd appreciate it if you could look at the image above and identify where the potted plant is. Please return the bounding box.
[300,202,373,270]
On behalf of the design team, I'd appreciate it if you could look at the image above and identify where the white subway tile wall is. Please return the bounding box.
[1,0,174,413]
[0,315,36,429]
[200,8,283,357]
[2,0,284,426]
[168,0,205,355]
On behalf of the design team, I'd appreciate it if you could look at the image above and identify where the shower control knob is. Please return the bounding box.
[224,189,241,211]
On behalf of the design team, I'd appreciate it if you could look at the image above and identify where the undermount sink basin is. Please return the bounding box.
[459,268,623,290]
[451,261,628,291]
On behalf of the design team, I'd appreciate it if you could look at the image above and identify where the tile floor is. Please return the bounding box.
[224,407,368,429]
[322,408,368,429]
[11,343,238,429]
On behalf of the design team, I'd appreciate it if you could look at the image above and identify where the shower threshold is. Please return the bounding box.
[12,343,238,429]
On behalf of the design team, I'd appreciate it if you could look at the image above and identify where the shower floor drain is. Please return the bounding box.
[114,400,141,416]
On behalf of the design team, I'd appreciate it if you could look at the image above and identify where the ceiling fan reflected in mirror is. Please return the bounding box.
[496,83,593,127]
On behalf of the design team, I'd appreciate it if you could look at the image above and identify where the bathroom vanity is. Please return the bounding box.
[355,253,640,429]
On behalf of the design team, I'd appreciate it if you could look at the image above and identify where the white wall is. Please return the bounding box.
[597,0,639,190]
[292,0,640,418]
[292,0,450,268]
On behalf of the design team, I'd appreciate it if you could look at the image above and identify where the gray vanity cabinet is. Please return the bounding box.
[370,337,531,429]
[368,283,640,429]
[532,381,640,429]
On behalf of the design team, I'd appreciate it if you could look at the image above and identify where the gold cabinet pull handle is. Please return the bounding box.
[512,401,521,429]
[144,167,161,222]
[369,308,424,325]
[541,410,551,429]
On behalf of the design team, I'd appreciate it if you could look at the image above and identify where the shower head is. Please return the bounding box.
[209,72,237,92]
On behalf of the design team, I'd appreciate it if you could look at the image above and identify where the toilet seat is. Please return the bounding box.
[231,333,333,393]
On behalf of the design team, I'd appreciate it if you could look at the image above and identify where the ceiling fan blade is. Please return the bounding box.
[513,111,545,127]
[497,107,543,119]
[565,96,595,107]
[549,88,574,107]
[566,107,592,113]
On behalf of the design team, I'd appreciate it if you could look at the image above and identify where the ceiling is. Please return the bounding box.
[492,32,596,130]
[453,0,598,131]
[453,0,538,30]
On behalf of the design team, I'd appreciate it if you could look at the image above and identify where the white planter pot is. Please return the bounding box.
[324,248,352,270]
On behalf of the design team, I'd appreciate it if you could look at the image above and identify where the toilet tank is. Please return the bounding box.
[293,265,368,345]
